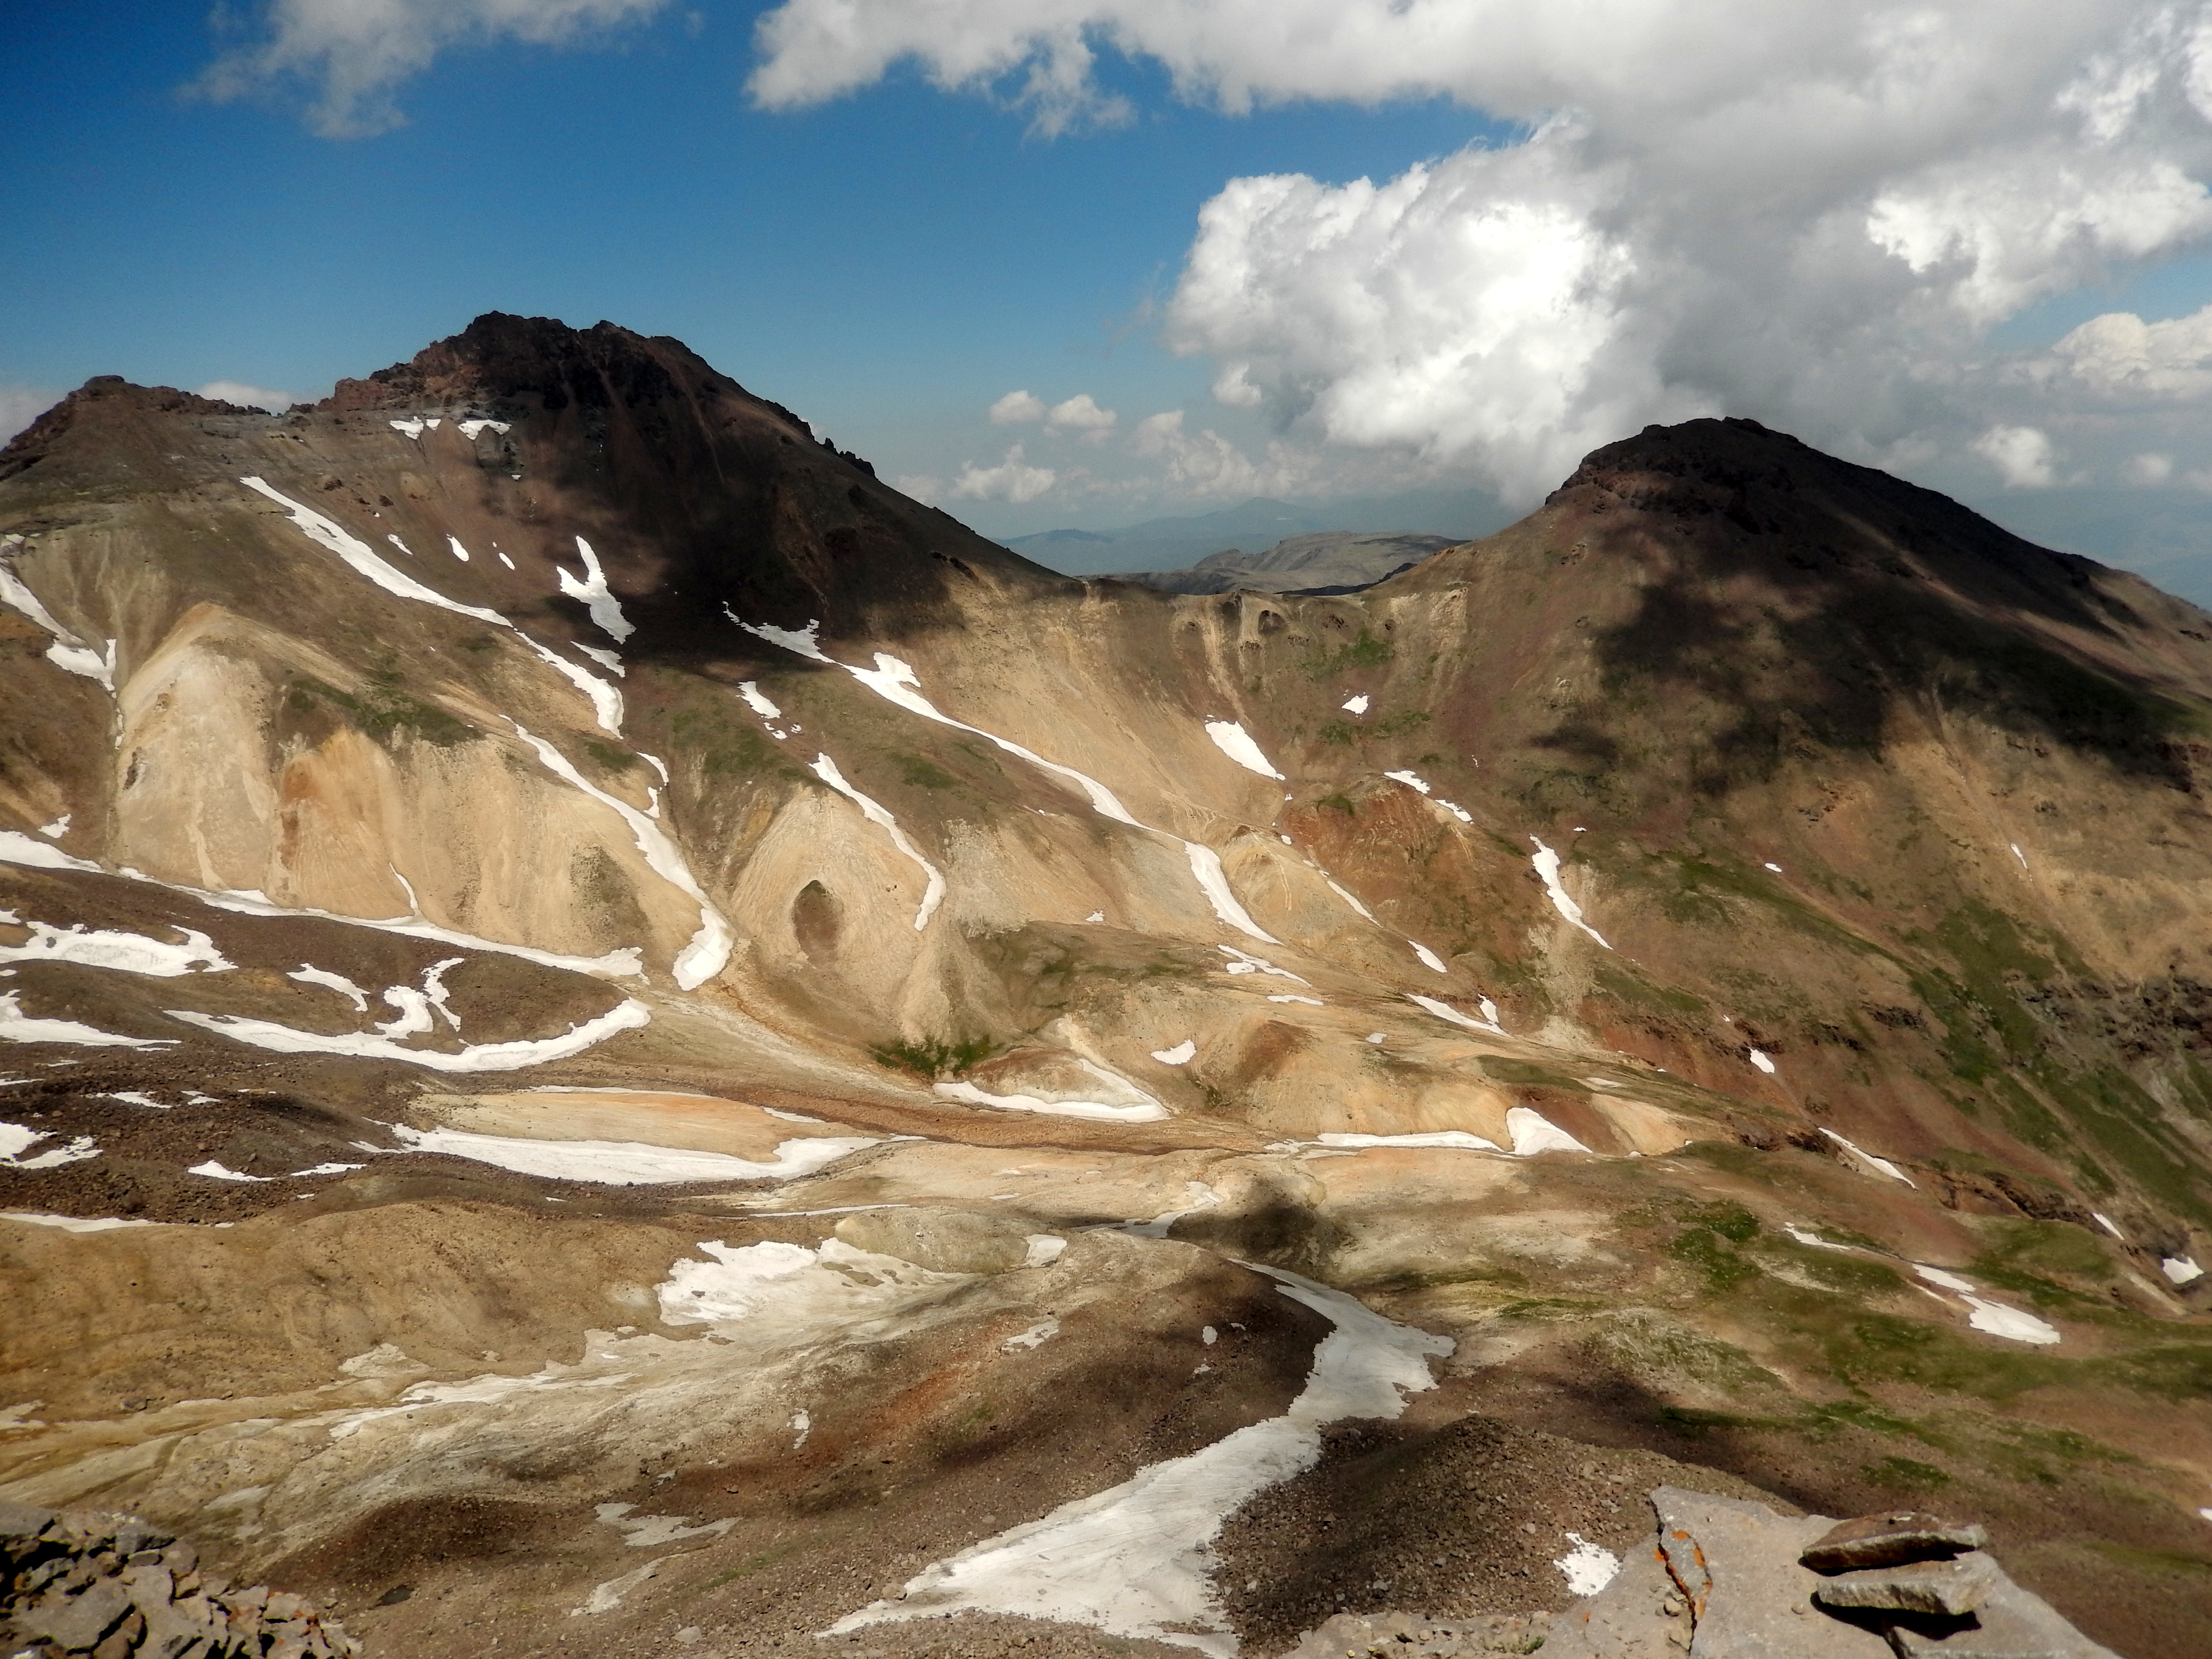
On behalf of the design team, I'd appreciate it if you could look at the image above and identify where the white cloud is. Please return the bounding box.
[197,380,297,412]
[990,388,1118,435]
[2126,450,2175,483]
[1130,409,1314,497]
[202,0,667,137]
[1045,392,1116,432]
[0,386,59,444]
[989,389,1048,423]
[947,444,1058,503]
[2046,302,2212,400]
[753,0,2212,504]
[1974,425,2058,488]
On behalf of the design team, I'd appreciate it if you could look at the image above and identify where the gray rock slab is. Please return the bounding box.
[1883,1560,2118,1659]
[21,1573,133,1651]
[1813,1555,1998,1617]
[1650,1486,1891,1659]
[1540,1532,1687,1658]
[1802,1514,1989,1574]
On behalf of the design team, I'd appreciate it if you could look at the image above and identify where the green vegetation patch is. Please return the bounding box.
[286,675,476,749]
[871,1036,994,1080]
[1303,628,1394,680]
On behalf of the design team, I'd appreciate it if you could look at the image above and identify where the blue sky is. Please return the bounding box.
[9,2,2212,578]
[3,4,1496,533]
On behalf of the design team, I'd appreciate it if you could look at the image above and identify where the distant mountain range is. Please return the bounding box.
[999,487,1514,576]
[1109,530,1462,595]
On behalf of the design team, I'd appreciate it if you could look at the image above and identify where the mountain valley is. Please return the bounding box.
[3,314,2211,1659]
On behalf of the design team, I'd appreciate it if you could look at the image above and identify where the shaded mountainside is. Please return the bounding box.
[2,321,2211,1659]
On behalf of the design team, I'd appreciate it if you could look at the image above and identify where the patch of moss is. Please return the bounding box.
[871,1036,995,1080]
[895,752,961,790]
[287,675,476,750]
[1303,628,1394,680]
[1671,1227,1761,1290]
[1861,1455,1952,1490]
[582,738,637,772]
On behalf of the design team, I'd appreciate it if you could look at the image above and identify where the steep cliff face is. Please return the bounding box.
[4,326,2210,1659]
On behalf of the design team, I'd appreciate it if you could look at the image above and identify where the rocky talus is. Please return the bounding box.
[1,1504,356,1659]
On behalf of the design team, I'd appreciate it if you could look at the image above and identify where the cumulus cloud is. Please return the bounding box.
[2045,303,2212,400]
[754,0,2212,503]
[1974,425,2059,488]
[197,380,298,412]
[0,386,59,445]
[947,444,1058,503]
[1045,392,1116,432]
[989,388,1118,434]
[201,0,667,137]
[989,389,1049,424]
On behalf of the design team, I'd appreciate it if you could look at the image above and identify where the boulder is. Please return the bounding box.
[1800,1513,1989,1574]
[1648,1487,1890,1657]
[1809,1555,1996,1618]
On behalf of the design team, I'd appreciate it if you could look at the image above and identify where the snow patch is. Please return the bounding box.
[1219,945,1305,983]
[657,1237,961,1328]
[811,754,946,931]
[1122,1181,1220,1239]
[0,990,175,1049]
[0,1123,99,1169]
[1748,1049,1776,1075]
[1204,720,1284,780]
[510,722,731,988]
[242,478,509,628]
[1317,1131,1500,1153]
[188,1160,270,1183]
[388,1123,876,1184]
[559,537,634,642]
[1408,941,1449,975]
[457,419,511,439]
[0,566,115,690]
[2163,1255,2204,1286]
[829,1266,1451,1655]
[1268,994,1324,1006]
[0,1211,156,1233]
[1002,1318,1060,1352]
[573,1559,663,1617]
[1150,1040,1196,1066]
[445,535,471,563]
[1185,843,1278,943]
[1913,1265,2062,1345]
[595,1502,735,1548]
[1406,993,1504,1036]
[935,1078,1169,1124]
[520,636,623,734]
[1506,1107,1590,1156]
[2093,1212,2126,1241]
[1819,1127,1916,1186]
[0,919,233,977]
[1323,879,1376,922]
[37,815,69,840]
[1553,1534,1621,1596]
[165,997,651,1072]
[1528,837,1610,948]
[1341,694,1368,715]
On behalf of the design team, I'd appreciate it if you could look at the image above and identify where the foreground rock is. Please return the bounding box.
[1276,1488,2120,1659]
[0,1503,357,1659]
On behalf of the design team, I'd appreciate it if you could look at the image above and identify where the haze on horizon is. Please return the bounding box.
[12,1,2212,590]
